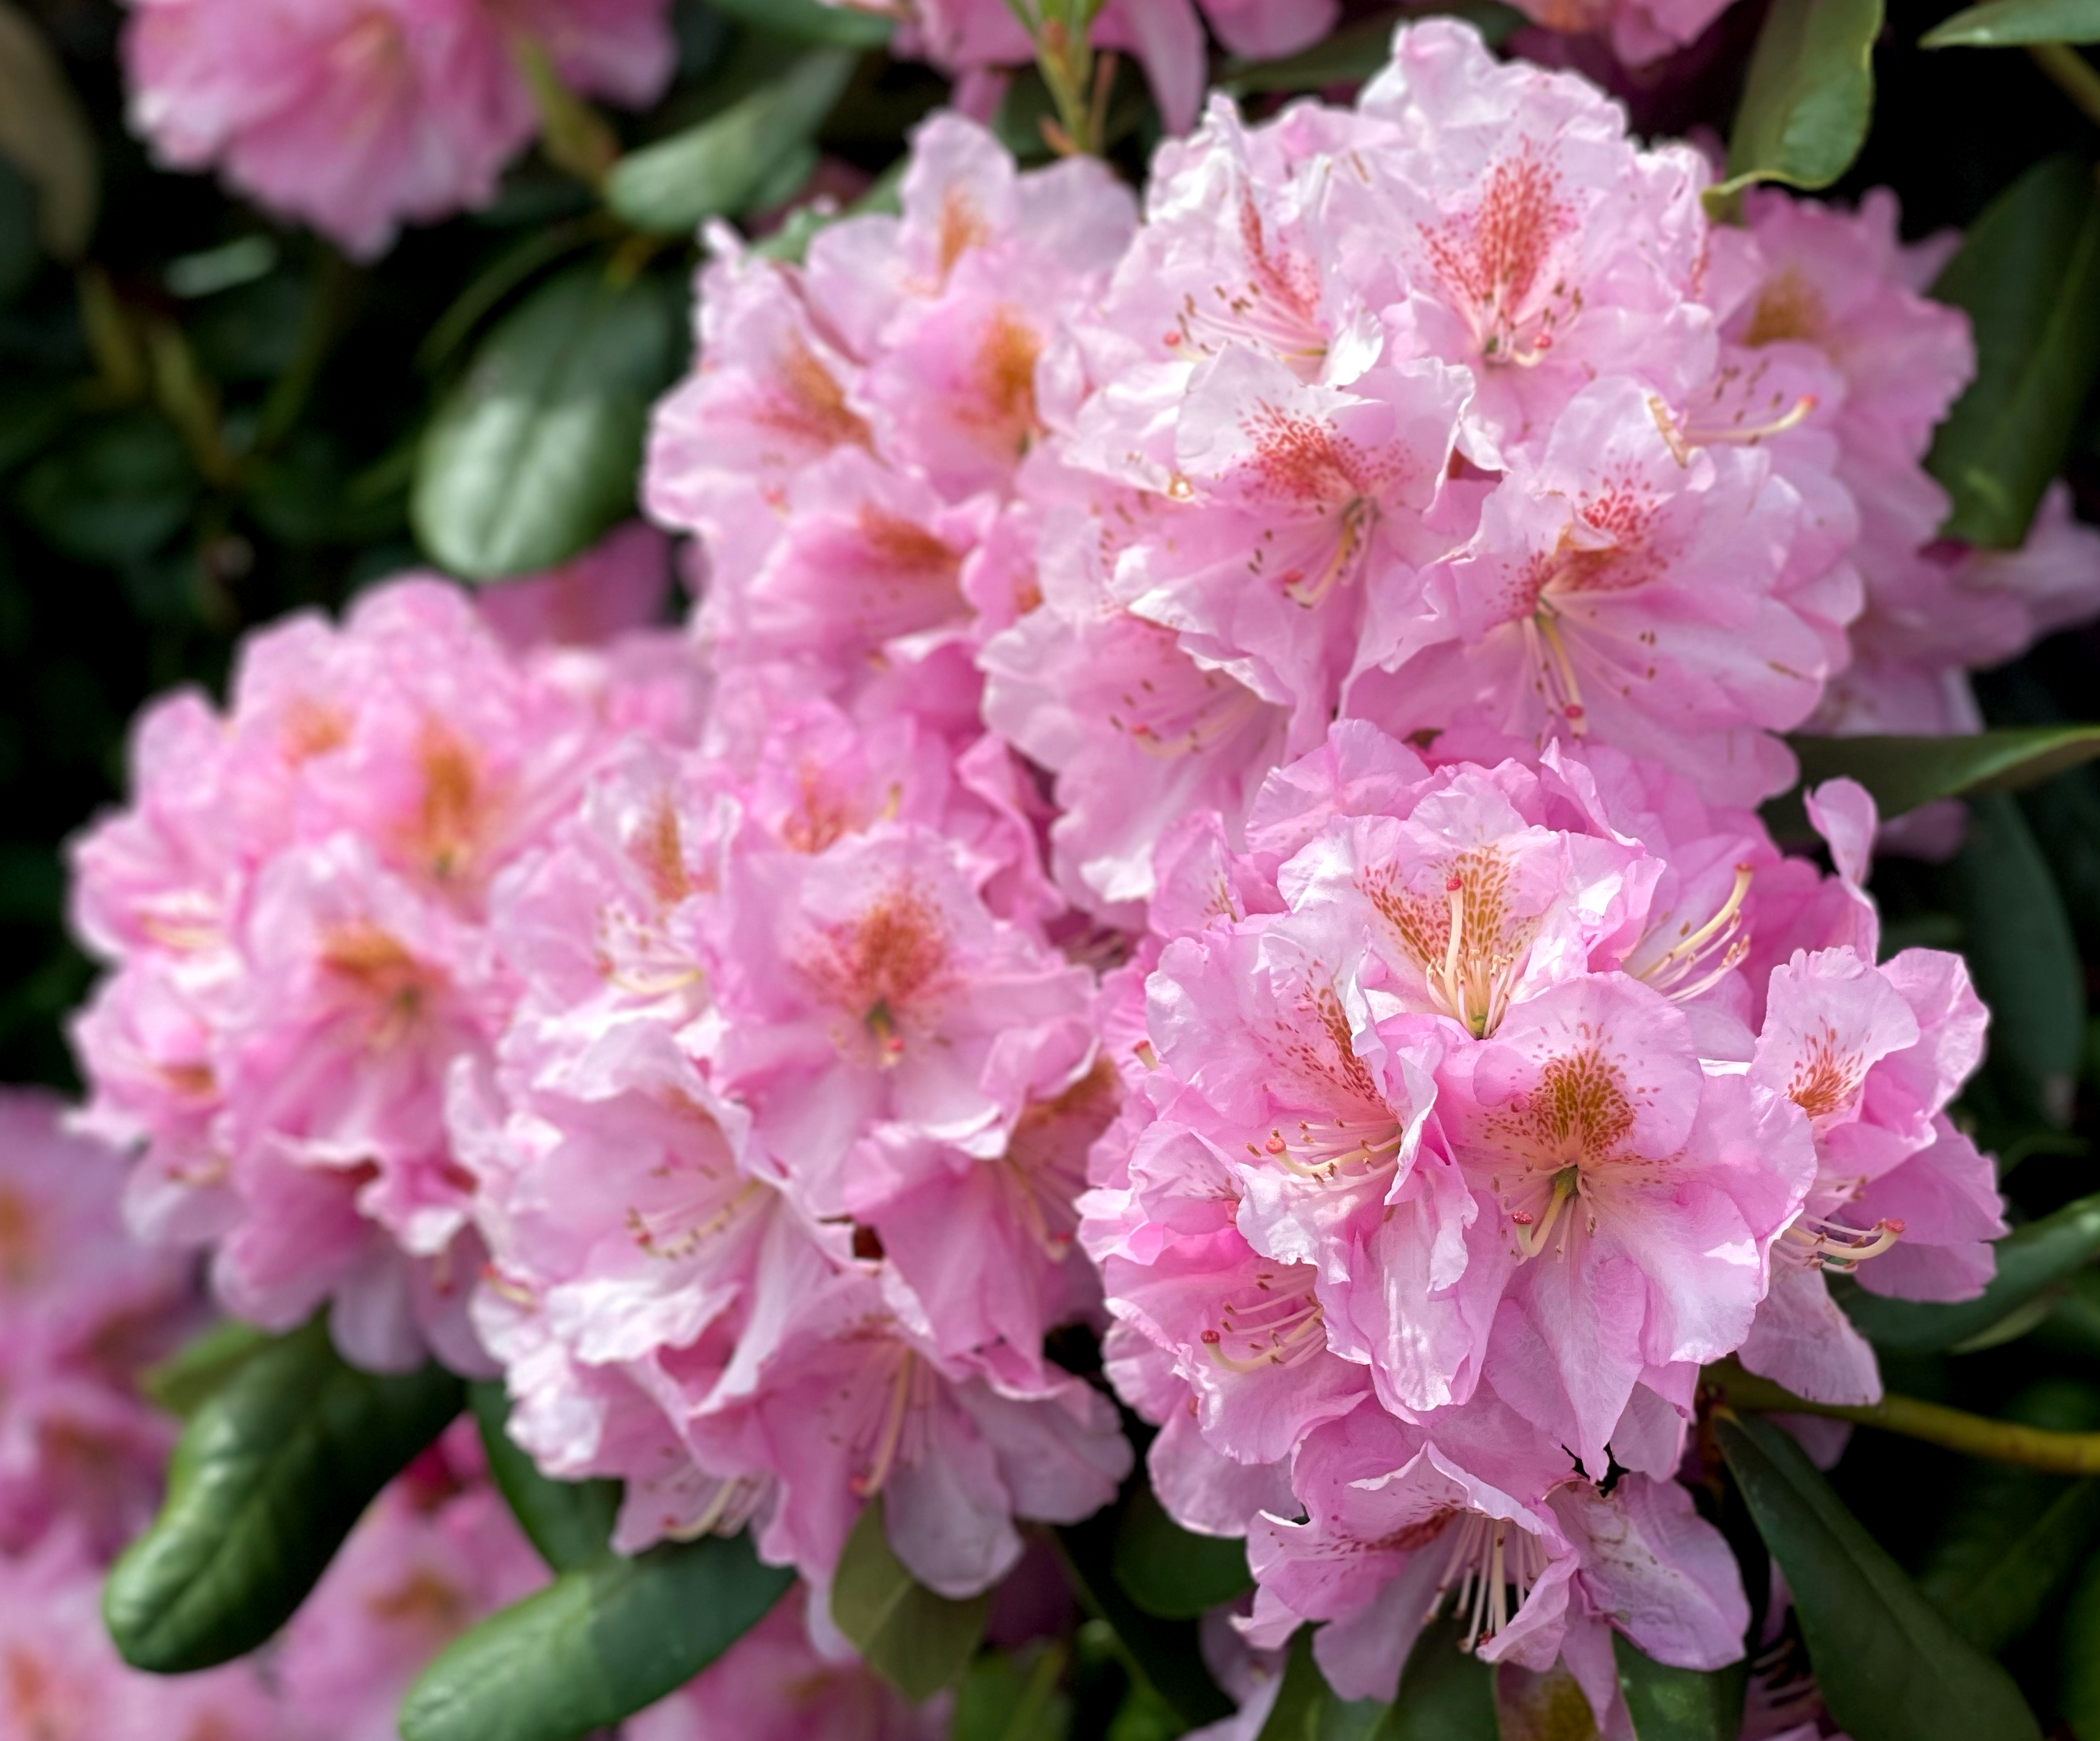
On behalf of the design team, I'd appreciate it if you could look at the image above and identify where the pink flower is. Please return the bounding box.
[0,1526,280,1739]
[626,1595,947,1741]
[69,578,699,1372]
[477,521,674,653]
[1739,944,2003,1405]
[276,1468,548,1741]
[122,0,675,257]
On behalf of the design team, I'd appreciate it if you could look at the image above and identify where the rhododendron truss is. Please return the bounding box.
[26,4,2100,1740]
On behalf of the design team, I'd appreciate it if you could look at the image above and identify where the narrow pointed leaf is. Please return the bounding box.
[1789,727,2100,820]
[1837,1191,2100,1352]
[1715,1414,2041,1741]
[1925,154,2100,547]
[1918,1381,2100,1655]
[606,49,857,237]
[1612,1636,1745,1740]
[832,1497,991,1702]
[1923,0,2100,46]
[412,263,677,580]
[1112,1485,1254,1619]
[1941,794,2085,1122]
[399,1530,792,1741]
[2061,1549,2100,1738]
[1373,1617,1497,1740]
[467,1382,619,1574]
[1055,1503,1234,1726]
[1712,0,1881,201]
[103,1316,464,1672]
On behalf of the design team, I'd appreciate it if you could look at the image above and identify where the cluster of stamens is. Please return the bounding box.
[1201,1288,1328,1372]
[1431,1511,1550,1650]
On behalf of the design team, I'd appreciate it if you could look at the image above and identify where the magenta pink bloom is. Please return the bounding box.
[122,0,675,256]
[477,521,674,653]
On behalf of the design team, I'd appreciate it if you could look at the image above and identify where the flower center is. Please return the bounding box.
[1431,1511,1551,1651]
[1201,1285,1328,1372]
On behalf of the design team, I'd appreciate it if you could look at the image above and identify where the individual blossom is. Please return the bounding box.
[624,1594,948,1741]
[1738,800,2005,1405]
[68,577,704,1373]
[122,0,676,256]
[0,1092,196,1558]
[0,1526,281,1740]
[1243,1398,1748,1726]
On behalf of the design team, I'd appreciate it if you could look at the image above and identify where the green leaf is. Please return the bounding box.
[703,0,895,45]
[411,263,677,581]
[1838,1191,2100,1352]
[1942,793,2086,1123]
[1374,1617,1496,1741]
[103,1316,465,1672]
[1055,1503,1235,1728]
[606,49,858,238]
[1789,727,2100,820]
[752,155,904,263]
[1495,1663,1603,1740]
[1923,0,2100,45]
[2061,1549,2100,1738]
[398,1531,793,1741]
[831,1496,991,1701]
[17,411,195,565]
[467,1382,619,1574]
[1714,1414,2041,1741]
[2035,1268,2100,1360]
[1925,155,2100,548]
[1112,1485,1253,1620]
[1612,1636,1745,1740]
[0,0,97,258]
[1917,1380,2100,1655]
[952,1643,1073,1741]
[1712,0,1881,201]
[140,1320,272,1420]
[1218,6,1521,94]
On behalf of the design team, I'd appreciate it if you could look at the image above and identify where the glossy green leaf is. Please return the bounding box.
[2061,1549,2100,1739]
[1612,1636,1744,1740]
[703,0,894,45]
[952,1643,1073,1741]
[141,1320,272,1419]
[2035,1268,2100,1360]
[1923,0,2100,46]
[103,1316,464,1672]
[1838,1192,2100,1352]
[1715,1414,2041,1741]
[1917,1380,2100,1655]
[1374,1617,1497,1741]
[467,1382,619,1574]
[1056,1503,1234,1727]
[1112,1485,1254,1620]
[399,1531,793,1741]
[1943,793,2085,1122]
[1789,727,2100,820]
[1925,155,2100,548]
[1713,0,1881,201]
[1219,6,1521,93]
[411,263,676,581]
[832,1497,991,1702]
[606,49,857,237]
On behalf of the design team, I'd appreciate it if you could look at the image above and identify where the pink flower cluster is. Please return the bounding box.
[122,0,676,256]
[1080,723,2002,1724]
[69,536,703,1373]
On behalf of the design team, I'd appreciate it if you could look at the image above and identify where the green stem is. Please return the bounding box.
[2030,42,2100,129]
[1709,1361,2100,1475]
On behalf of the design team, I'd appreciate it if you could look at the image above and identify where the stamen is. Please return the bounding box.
[1201,1290,1328,1372]
[1781,1213,1905,1271]
[1530,607,1589,737]
[1429,1513,1550,1652]
[1632,864,1755,1002]
[1649,391,1818,464]
[1514,1168,1580,1260]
